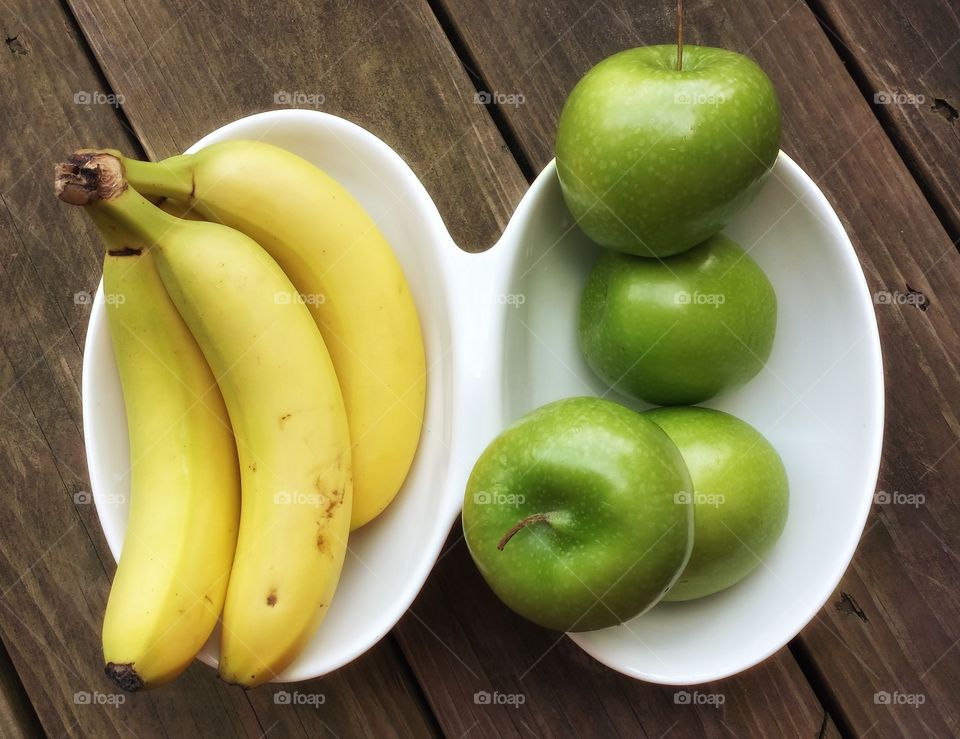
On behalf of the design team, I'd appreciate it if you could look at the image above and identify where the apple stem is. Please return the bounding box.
[676,0,684,71]
[497,512,553,551]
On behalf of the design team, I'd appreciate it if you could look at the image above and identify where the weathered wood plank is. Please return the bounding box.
[0,639,43,739]
[435,0,960,736]
[811,0,960,241]
[398,526,837,738]
[0,1,439,736]
[66,0,523,252]
[66,0,837,736]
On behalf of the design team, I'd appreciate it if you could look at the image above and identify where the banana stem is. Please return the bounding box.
[121,155,195,201]
[55,151,183,245]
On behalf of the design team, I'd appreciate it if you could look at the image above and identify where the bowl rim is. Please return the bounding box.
[82,110,884,685]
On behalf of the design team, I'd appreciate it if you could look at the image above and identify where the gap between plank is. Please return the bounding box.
[426,0,538,182]
[57,0,149,161]
[789,640,856,739]
[802,0,960,251]
[0,637,45,739]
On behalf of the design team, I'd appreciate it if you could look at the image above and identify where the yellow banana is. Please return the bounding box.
[124,141,424,529]
[58,152,353,687]
[95,214,240,691]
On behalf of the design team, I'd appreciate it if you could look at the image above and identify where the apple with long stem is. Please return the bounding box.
[555,1,781,257]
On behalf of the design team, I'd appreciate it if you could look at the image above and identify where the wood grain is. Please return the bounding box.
[0,1,438,737]
[810,0,960,241]
[9,0,958,736]
[435,0,960,736]
[397,526,838,738]
[65,0,526,252]
[0,639,42,739]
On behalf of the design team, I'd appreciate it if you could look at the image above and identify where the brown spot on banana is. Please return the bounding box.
[107,245,142,257]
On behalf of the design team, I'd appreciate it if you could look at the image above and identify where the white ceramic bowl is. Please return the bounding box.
[83,110,883,685]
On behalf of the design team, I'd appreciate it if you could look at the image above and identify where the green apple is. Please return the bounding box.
[555,45,780,257]
[579,233,777,406]
[644,406,789,601]
[463,397,693,632]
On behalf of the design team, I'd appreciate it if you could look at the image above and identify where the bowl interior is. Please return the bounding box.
[498,155,883,684]
[83,111,465,680]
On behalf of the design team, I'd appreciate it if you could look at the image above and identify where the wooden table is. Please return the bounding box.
[1,1,958,736]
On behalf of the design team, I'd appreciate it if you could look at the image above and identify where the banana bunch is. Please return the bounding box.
[124,142,426,529]
[56,143,425,689]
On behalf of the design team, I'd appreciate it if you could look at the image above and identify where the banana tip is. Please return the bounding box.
[104,661,144,692]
